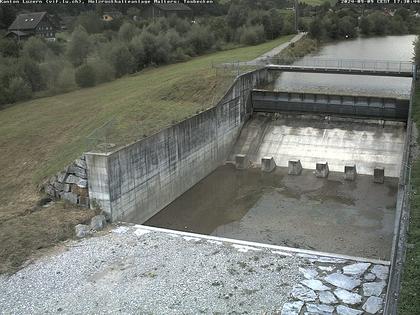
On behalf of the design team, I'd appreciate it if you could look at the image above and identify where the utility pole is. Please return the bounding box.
[294,0,299,34]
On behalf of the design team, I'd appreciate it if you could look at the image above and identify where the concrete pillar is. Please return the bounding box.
[288,160,302,175]
[344,165,357,181]
[315,162,329,178]
[374,167,385,184]
[235,154,249,170]
[261,157,276,172]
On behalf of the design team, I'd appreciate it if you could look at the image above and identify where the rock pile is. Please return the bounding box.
[282,261,389,315]
[43,156,89,207]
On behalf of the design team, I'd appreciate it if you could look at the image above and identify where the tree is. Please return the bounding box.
[89,59,115,83]
[19,57,44,92]
[226,4,248,29]
[359,16,371,36]
[107,43,135,77]
[0,38,20,58]
[129,35,147,70]
[368,12,389,35]
[7,76,32,103]
[118,22,138,42]
[338,16,356,38]
[75,64,96,87]
[55,67,76,93]
[186,25,215,55]
[74,11,103,34]
[239,24,265,45]
[308,19,323,40]
[22,37,49,62]
[66,26,91,66]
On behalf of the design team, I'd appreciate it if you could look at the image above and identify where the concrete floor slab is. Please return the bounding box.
[232,114,406,177]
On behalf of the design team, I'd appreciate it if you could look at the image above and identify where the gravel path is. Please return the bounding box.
[0,225,390,314]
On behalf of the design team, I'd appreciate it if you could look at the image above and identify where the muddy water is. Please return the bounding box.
[268,35,416,98]
[145,165,397,259]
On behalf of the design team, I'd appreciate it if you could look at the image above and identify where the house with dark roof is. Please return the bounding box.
[143,3,192,19]
[6,12,57,40]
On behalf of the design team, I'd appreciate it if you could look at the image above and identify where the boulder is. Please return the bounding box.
[324,273,361,291]
[62,192,78,204]
[362,296,383,314]
[90,215,106,231]
[68,165,87,179]
[75,224,90,238]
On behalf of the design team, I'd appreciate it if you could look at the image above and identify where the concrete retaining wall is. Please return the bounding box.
[86,68,273,222]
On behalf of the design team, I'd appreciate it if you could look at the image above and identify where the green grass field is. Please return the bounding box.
[398,82,420,314]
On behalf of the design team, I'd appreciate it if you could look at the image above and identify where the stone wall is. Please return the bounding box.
[86,68,273,222]
[44,156,90,207]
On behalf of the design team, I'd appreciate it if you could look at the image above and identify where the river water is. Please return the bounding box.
[269,35,416,98]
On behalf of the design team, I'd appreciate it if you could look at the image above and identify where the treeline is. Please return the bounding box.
[307,7,419,40]
[0,5,296,107]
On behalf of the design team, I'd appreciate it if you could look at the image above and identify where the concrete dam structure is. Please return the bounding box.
[84,64,413,313]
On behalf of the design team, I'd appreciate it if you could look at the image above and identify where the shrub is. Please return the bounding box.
[19,57,44,92]
[88,59,115,83]
[118,22,139,42]
[186,24,215,55]
[66,26,91,66]
[75,64,96,87]
[107,43,135,77]
[239,24,265,46]
[22,37,49,62]
[7,76,32,103]
[55,67,76,93]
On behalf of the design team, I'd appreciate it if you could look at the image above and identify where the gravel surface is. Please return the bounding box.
[0,225,390,314]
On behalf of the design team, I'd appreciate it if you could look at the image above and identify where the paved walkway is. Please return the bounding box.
[223,32,306,67]
[252,32,306,64]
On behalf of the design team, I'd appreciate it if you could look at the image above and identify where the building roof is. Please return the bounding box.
[8,12,47,31]
[153,3,192,12]
[5,30,29,38]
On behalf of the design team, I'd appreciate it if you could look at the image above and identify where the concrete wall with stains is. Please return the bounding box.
[86,68,273,222]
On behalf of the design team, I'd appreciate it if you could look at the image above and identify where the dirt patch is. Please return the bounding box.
[0,201,94,274]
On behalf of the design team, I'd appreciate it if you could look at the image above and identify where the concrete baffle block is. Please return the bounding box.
[261,157,276,172]
[344,165,357,181]
[315,162,329,178]
[235,154,249,170]
[374,167,385,184]
[288,160,303,175]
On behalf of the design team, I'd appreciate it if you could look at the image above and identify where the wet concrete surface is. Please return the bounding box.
[143,165,397,260]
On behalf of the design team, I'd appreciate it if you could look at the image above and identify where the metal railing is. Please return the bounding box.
[218,58,414,74]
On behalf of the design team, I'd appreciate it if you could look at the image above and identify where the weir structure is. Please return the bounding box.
[84,60,414,314]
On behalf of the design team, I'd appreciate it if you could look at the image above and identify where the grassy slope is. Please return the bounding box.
[0,34,293,218]
[399,83,420,314]
[0,35,293,273]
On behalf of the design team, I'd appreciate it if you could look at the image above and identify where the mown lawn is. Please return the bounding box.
[0,34,293,273]
[399,82,420,314]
